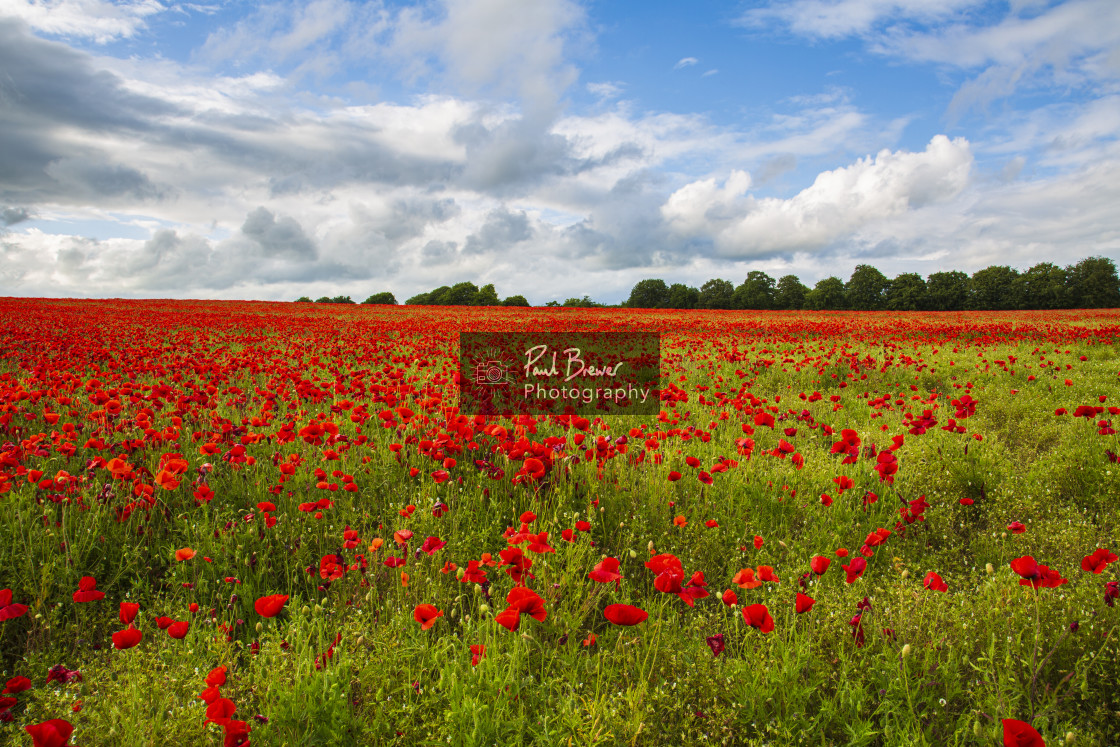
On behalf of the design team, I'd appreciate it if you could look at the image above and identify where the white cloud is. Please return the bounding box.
[673,56,698,69]
[2,0,167,43]
[662,135,973,255]
[740,0,982,40]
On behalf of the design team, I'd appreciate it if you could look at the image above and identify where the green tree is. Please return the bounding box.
[926,271,970,311]
[805,277,845,310]
[885,273,928,311]
[970,266,1020,310]
[562,295,601,307]
[1067,256,1120,308]
[474,283,500,306]
[666,283,699,309]
[626,279,670,309]
[773,275,809,310]
[845,265,889,310]
[295,296,312,303]
[698,278,735,309]
[733,271,776,309]
[362,292,397,305]
[1013,263,1067,309]
[502,295,531,307]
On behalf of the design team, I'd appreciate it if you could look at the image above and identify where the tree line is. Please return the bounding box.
[294,256,1120,310]
[626,256,1119,310]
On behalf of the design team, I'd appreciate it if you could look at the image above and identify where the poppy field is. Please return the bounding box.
[1,298,1119,747]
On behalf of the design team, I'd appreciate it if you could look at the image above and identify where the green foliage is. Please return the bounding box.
[886,272,928,311]
[362,292,398,305]
[774,274,809,310]
[805,276,846,310]
[561,296,602,308]
[1014,264,1067,310]
[845,264,890,310]
[1067,256,1120,309]
[971,266,1021,310]
[666,283,699,309]
[927,271,970,311]
[296,255,1119,312]
[697,278,735,309]
[732,271,775,310]
[626,278,670,308]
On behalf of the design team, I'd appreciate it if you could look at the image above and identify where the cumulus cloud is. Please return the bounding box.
[240,207,317,260]
[662,135,974,256]
[4,0,168,43]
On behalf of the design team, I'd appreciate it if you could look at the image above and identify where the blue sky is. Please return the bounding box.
[1,0,1117,303]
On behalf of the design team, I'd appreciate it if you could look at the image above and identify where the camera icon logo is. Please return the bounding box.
[474,360,507,385]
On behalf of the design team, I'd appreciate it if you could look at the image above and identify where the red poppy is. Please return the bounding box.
[112,626,142,650]
[1002,718,1045,747]
[1081,548,1117,574]
[706,634,725,657]
[254,594,289,618]
[496,587,548,631]
[175,547,197,561]
[24,719,73,747]
[842,557,867,583]
[1007,521,1026,534]
[206,698,237,726]
[206,666,227,687]
[2,676,32,695]
[224,719,251,747]
[420,536,447,555]
[667,471,682,482]
[0,589,28,621]
[470,644,486,666]
[588,557,622,586]
[732,567,761,589]
[604,604,648,626]
[168,621,190,639]
[413,603,443,631]
[924,571,948,592]
[795,592,816,613]
[809,556,831,575]
[721,589,738,606]
[742,603,774,633]
[72,576,105,603]
[119,602,139,624]
[757,566,780,583]
[1011,556,1068,589]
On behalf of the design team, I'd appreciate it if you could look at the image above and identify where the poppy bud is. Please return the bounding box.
[479,603,490,614]
[314,604,322,614]
[320,597,328,606]
[901,644,911,658]
[456,567,466,580]
[647,541,655,554]
[356,636,364,646]
[629,549,637,559]
[255,622,262,633]
[985,563,994,575]
[1066,732,1076,745]
[901,570,909,579]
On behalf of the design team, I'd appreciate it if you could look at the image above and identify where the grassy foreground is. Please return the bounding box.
[0,299,1118,746]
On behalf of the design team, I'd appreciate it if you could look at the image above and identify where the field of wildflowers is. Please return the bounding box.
[0,299,1117,746]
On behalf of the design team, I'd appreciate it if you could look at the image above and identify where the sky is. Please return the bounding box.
[1,0,1118,304]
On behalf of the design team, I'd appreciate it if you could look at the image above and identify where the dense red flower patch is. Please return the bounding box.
[1,299,1118,742]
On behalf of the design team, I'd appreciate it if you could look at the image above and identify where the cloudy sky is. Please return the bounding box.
[1,0,1118,303]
